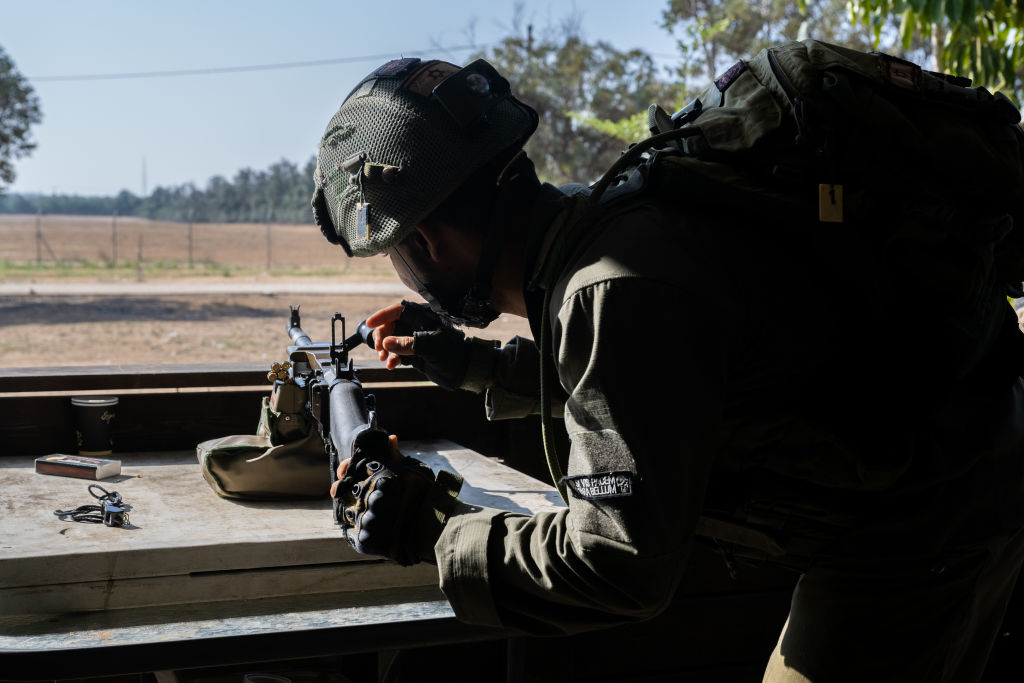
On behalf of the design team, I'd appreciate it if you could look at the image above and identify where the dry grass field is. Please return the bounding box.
[0,215,532,369]
[0,213,397,278]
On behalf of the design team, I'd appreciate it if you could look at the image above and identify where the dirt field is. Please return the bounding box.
[0,215,533,369]
[0,292,533,368]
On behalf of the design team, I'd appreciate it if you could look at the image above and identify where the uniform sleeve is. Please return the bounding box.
[434,270,734,635]
[483,335,566,420]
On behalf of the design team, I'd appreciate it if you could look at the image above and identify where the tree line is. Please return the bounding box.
[0,157,318,223]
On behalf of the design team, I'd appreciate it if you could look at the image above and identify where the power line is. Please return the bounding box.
[29,44,489,83]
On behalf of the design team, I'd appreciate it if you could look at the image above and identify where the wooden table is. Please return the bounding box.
[0,439,564,679]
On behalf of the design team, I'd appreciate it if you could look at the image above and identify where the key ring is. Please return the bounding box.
[54,484,132,527]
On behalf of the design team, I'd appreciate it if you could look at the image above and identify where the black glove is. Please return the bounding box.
[393,301,499,392]
[335,453,463,566]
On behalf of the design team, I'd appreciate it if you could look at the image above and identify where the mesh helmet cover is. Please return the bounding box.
[313,58,538,257]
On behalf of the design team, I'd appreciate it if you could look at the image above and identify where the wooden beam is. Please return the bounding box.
[0,362,425,393]
[0,381,561,470]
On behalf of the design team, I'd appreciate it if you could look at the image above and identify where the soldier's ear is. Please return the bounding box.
[414,223,444,263]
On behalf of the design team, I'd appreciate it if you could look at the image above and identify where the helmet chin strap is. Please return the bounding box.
[396,151,537,329]
[454,151,538,328]
[388,235,499,329]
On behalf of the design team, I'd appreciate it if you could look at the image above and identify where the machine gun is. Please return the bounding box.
[281,305,386,526]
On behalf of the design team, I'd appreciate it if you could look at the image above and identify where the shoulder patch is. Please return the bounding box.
[374,58,421,79]
[343,59,419,104]
[347,79,375,101]
[563,471,634,500]
[715,61,747,92]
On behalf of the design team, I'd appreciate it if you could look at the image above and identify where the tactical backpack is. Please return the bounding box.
[538,39,1024,568]
[640,38,1024,246]
[584,38,1024,382]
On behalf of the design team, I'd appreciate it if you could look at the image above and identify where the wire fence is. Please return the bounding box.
[0,212,391,275]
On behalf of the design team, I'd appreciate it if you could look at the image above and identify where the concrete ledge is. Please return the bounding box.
[0,281,410,296]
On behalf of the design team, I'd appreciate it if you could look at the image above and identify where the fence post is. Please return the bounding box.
[112,210,118,267]
[136,234,144,282]
[35,209,56,265]
[266,208,272,272]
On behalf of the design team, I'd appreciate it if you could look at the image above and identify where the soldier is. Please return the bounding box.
[315,54,1024,681]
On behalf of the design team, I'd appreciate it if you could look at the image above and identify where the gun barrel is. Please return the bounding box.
[288,324,314,348]
[288,305,314,347]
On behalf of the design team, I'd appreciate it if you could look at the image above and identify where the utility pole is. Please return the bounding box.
[188,207,194,269]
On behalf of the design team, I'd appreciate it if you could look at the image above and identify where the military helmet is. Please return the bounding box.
[312,57,538,257]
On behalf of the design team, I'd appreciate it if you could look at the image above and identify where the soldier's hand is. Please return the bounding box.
[330,435,463,566]
[365,301,415,370]
[366,300,498,392]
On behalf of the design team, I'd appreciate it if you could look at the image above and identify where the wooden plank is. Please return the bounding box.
[0,586,508,680]
[0,361,424,393]
[0,451,359,587]
[0,390,269,455]
[0,382,560,469]
[0,559,439,615]
[0,440,564,614]
[0,363,268,393]
[412,441,564,515]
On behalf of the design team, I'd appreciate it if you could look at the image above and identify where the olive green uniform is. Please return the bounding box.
[433,179,1024,680]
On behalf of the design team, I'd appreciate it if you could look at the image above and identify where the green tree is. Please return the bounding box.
[0,45,42,194]
[113,189,141,216]
[478,9,678,185]
[571,0,882,147]
[662,0,807,85]
[846,0,1024,103]
[0,154,319,222]
[661,0,883,88]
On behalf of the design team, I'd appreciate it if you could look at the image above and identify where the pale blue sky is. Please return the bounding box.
[1,0,682,197]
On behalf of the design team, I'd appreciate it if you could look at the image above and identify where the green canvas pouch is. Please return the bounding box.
[197,382,329,500]
[197,431,329,500]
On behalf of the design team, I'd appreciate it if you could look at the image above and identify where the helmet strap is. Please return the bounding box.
[457,151,537,328]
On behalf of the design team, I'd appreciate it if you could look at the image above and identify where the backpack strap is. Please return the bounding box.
[533,182,663,505]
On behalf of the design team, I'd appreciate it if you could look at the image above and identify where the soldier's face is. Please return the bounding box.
[387,229,495,327]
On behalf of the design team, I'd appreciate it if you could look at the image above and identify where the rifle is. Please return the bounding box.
[281,305,386,526]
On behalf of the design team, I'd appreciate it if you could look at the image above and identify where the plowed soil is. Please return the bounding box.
[0,215,533,369]
[0,291,533,368]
